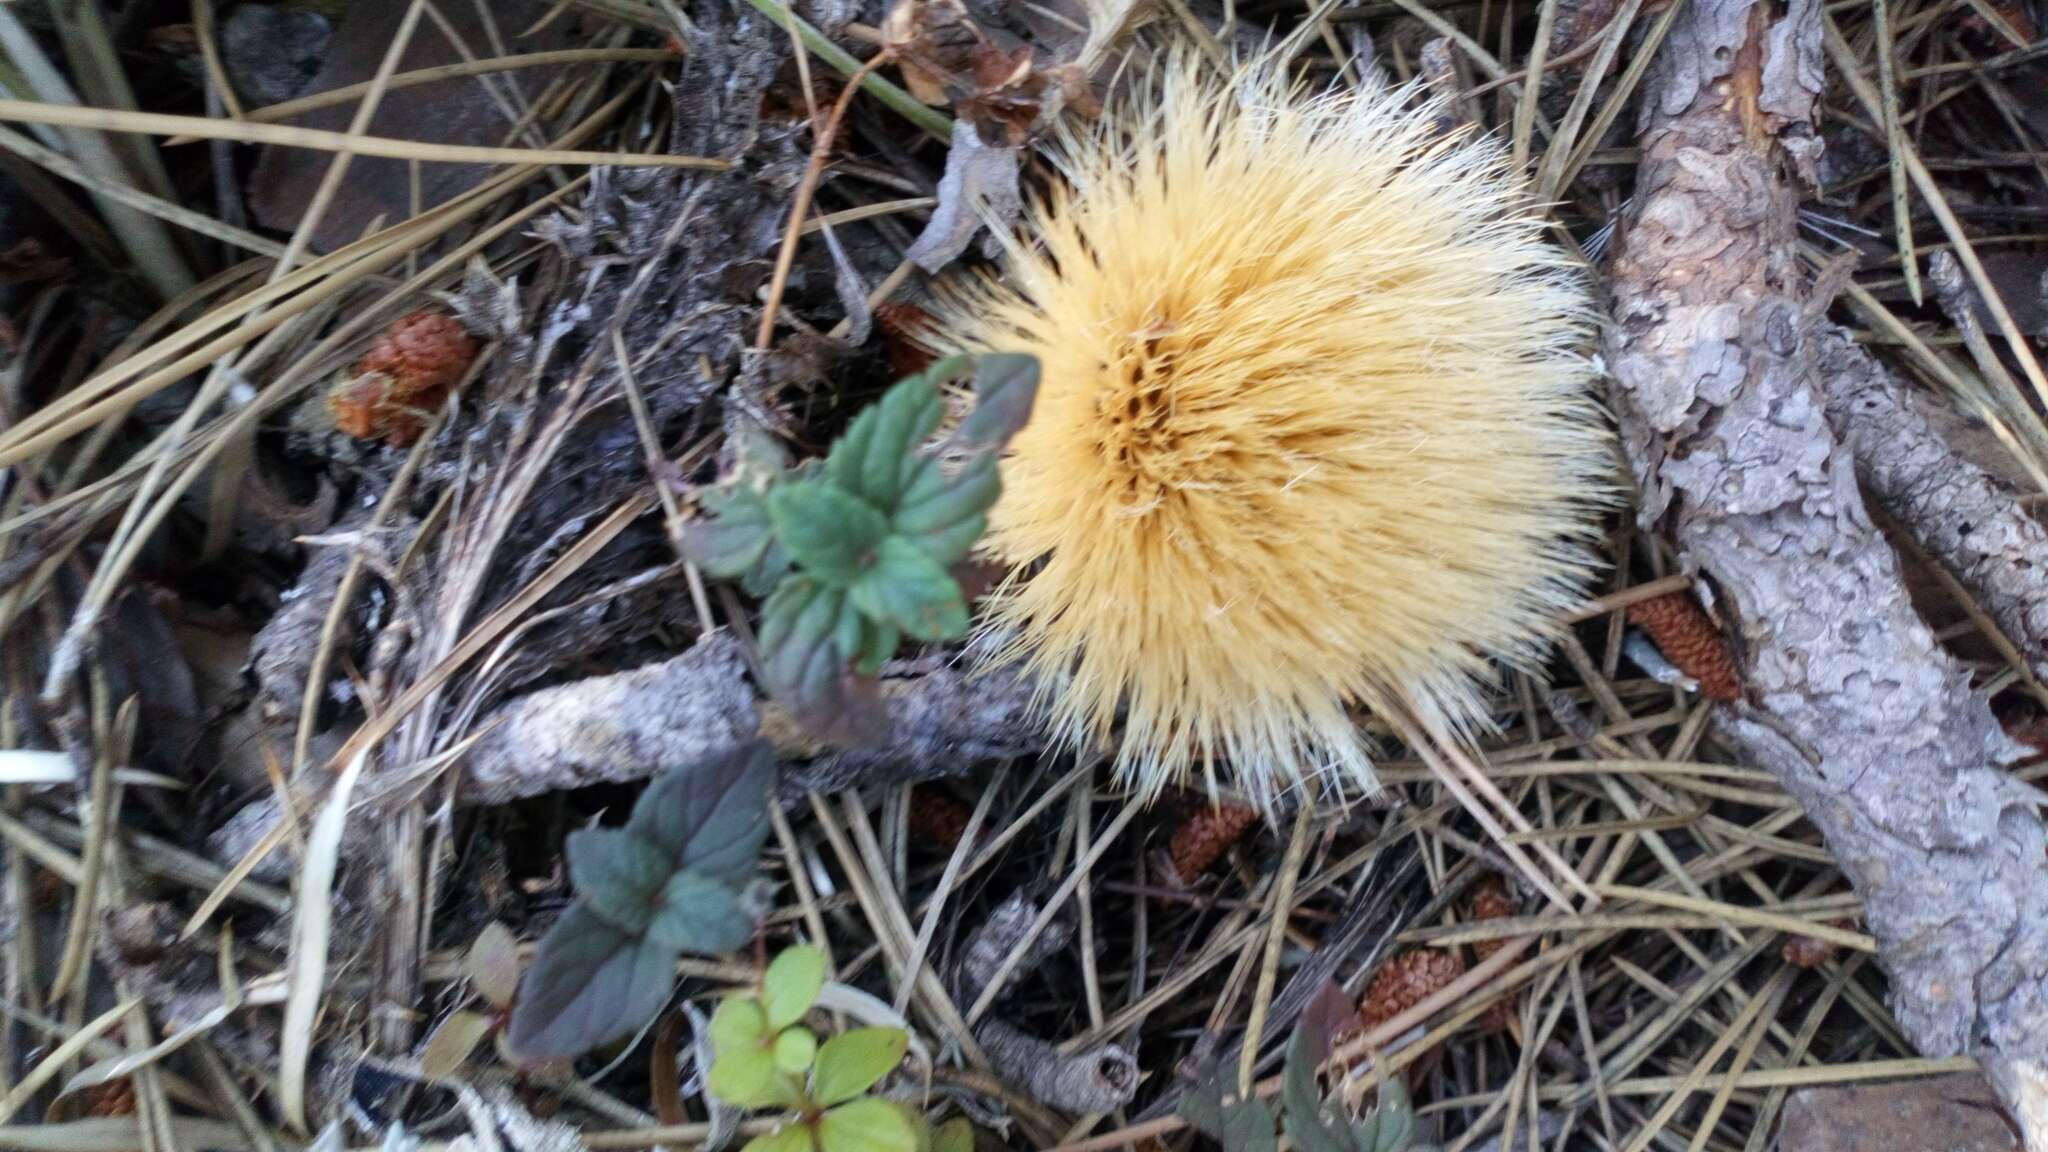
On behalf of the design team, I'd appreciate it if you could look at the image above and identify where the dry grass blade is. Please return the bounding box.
[277,745,371,1132]
[0,100,728,169]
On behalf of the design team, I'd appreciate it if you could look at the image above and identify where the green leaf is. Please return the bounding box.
[566,827,670,935]
[1363,1076,1419,1152]
[710,997,767,1055]
[763,945,827,1030]
[848,537,967,641]
[1281,999,1359,1152]
[852,617,900,676]
[1177,1058,1228,1140]
[958,353,1039,449]
[827,374,944,510]
[504,903,680,1062]
[891,456,999,541]
[818,1100,917,1152]
[742,1123,815,1152]
[762,579,851,704]
[931,1119,974,1152]
[711,1046,802,1109]
[688,486,778,580]
[774,1026,819,1073]
[768,482,888,585]
[624,741,775,887]
[648,870,754,956]
[1222,1099,1279,1152]
[810,1027,908,1107]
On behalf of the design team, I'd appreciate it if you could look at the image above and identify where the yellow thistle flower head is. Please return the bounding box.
[938,53,1609,806]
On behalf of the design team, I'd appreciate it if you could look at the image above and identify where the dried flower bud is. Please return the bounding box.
[331,310,478,446]
[1165,801,1260,886]
[1360,949,1466,1033]
[1627,591,1741,701]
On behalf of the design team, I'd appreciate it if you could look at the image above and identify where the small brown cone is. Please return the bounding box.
[1628,591,1742,701]
[1166,801,1260,886]
[1359,949,1467,1033]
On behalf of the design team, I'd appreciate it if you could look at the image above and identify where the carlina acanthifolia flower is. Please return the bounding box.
[937,53,1609,806]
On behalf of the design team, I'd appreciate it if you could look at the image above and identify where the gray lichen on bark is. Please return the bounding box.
[1604,0,2048,1132]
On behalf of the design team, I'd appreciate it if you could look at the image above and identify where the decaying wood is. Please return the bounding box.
[955,892,1139,1115]
[459,634,760,805]
[1604,0,2048,1136]
[211,630,1044,876]
[1817,321,2048,683]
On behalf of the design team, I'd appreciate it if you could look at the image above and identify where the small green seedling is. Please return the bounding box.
[709,945,967,1152]
[505,742,776,1062]
[687,354,1039,728]
[1181,983,1437,1152]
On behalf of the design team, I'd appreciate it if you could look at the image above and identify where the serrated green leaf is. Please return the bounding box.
[1282,1008,1359,1152]
[763,945,827,1030]
[623,741,775,887]
[852,617,900,676]
[931,1119,973,1152]
[810,1027,908,1107]
[768,482,887,585]
[743,1123,815,1152]
[818,1100,917,1152]
[689,487,777,580]
[710,997,767,1055]
[711,1046,801,1109]
[827,374,943,510]
[765,580,849,699]
[566,827,670,934]
[891,455,999,539]
[774,1026,818,1073]
[833,594,867,672]
[759,578,823,661]
[504,903,680,1063]
[648,870,754,955]
[958,354,1039,448]
[848,537,966,641]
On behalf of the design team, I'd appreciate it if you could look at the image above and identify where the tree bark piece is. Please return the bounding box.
[1817,322,2048,683]
[1604,0,2048,1137]
[954,893,1139,1115]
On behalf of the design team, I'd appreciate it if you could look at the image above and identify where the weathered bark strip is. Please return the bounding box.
[1605,0,2048,1137]
[459,634,761,805]
[211,632,1045,873]
[955,893,1140,1116]
[1817,323,2048,682]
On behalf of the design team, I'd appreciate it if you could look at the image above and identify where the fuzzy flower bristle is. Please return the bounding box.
[938,55,1608,806]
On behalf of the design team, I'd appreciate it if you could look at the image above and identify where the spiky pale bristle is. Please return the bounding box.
[939,57,1608,806]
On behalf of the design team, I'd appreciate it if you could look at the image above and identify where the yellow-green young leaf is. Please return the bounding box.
[810,1027,909,1107]
[742,1121,816,1152]
[818,1100,917,1152]
[775,1026,820,1074]
[710,997,768,1055]
[931,1119,974,1152]
[418,1011,495,1082]
[763,946,827,1030]
[709,1047,800,1110]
